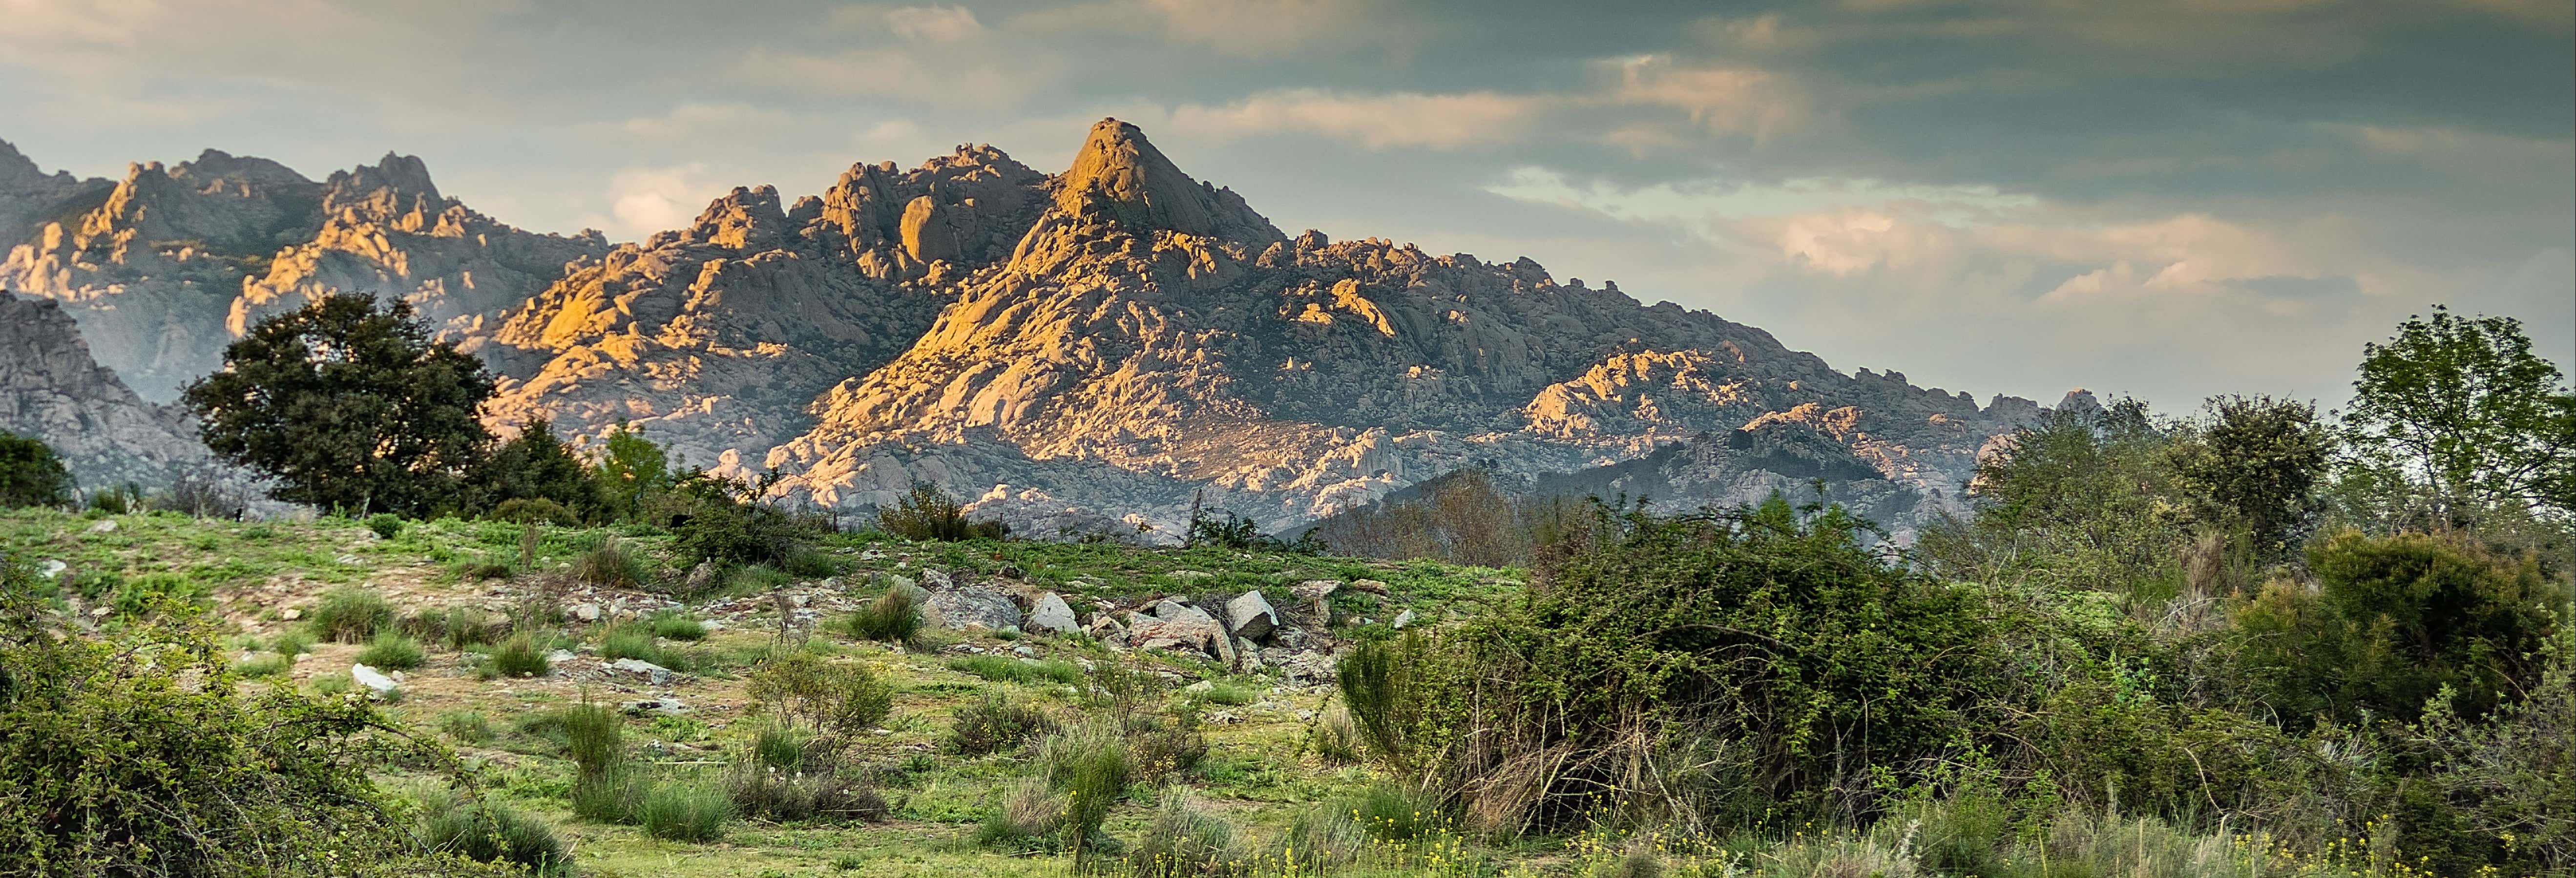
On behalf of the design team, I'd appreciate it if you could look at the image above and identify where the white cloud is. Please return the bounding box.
[1168,89,1541,150]
[886,4,983,42]
[1609,55,1807,141]
[602,163,723,240]
[1138,0,1400,57]
[620,102,796,139]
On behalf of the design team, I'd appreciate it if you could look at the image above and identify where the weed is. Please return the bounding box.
[363,514,404,541]
[419,793,570,875]
[1125,789,1245,877]
[310,588,395,643]
[640,780,734,842]
[838,585,921,644]
[599,625,659,663]
[948,693,1057,756]
[272,628,315,658]
[649,611,707,641]
[1036,722,1133,862]
[440,711,494,745]
[233,653,291,678]
[485,634,550,678]
[576,536,648,588]
[559,702,626,775]
[354,632,423,670]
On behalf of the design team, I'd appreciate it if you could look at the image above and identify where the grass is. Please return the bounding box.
[310,588,396,643]
[419,794,570,876]
[440,710,494,744]
[948,654,1083,686]
[649,611,707,641]
[641,780,735,842]
[576,535,649,588]
[840,585,922,644]
[485,634,551,678]
[355,631,424,669]
[233,653,292,678]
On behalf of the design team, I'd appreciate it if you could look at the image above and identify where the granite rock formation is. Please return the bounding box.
[0,293,227,491]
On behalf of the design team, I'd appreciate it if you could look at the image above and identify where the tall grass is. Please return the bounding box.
[839,585,922,644]
[419,793,570,876]
[354,631,423,669]
[310,588,395,643]
[641,780,734,842]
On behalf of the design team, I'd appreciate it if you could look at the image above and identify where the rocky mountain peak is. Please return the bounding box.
[1054,118,1281,243]
[0,139,50,189]
[688,185,791,250]
[322,152,444,215]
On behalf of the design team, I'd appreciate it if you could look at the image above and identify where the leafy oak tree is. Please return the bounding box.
[2345,306,2576,519]
[183,294,494,517]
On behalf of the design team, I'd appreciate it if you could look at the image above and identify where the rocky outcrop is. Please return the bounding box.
[5,121,2061,540]
[0,293,229,491]
[0,145,604,400]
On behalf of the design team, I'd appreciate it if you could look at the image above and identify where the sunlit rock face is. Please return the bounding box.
[0,122,2057,540]
[0,145,605,401]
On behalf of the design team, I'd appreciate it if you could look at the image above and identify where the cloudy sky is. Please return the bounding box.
[5,0,2569,412]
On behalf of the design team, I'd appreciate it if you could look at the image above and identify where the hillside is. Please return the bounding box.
[0,122,2058,540]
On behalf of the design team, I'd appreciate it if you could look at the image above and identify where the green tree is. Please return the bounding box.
[2166,395,2336,561]
[596,420,672,522]
[2345,306,2576,518]
[1920,399,2192,597]
[182,295,494,517]
[0,431,72,508]
[477,418,605,522]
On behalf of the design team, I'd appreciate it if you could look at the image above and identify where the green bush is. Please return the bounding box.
[0,430,74,508]
[745,652,894,736]
[877,481,974,541]
[355,631,424,670]
[310,588,397,643]
[640,780,734,842]
[558,703,626,776]
[973,779,1066,853]
[571,764,653,825]
[783,548,840,580]
[751,722,810,772]
[599,625,659,663]
[576,535,648,588]
[1194,680,1256,707]
[273,627,315,658]
[947,654,1082,686]
[1037,722,1134,862]
[840,585,922,644]
[233,653,292,678]
[948,693,1056,756]
[2239,529,2566,729]
[1307,706,1362,767]
[485,634,550,678]
[490,497,580,526]
[723,759,886,823]
[419,793,570,875]
[363,513,404,541]
[0,558,450,873]
[668,477,812,567]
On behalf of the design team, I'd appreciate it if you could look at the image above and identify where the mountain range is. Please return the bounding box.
[0,120,2076,540]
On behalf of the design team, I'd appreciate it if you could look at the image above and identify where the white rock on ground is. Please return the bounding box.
[1026,592,1078,634]
[1225,590,1278,641]
[350,663,398,694]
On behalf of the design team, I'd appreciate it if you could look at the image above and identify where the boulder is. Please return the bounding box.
[923,585,1022,631]
[920,568,954,589]
[1225,590,1279,641]
[685,561,718,593]
[87,519,117,534]
[609,657,674,686]
[1128,610,1226,654]
[1350,579,1390,595]
[1391,608,1415,630]
[1152,598,1215,626]
[621,698,690,716]
[569,602,601,623]
[350,663,399,694]
[1026,592,1079,635]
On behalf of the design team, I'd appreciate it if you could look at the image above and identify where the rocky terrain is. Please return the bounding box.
[0,293,229,492]
[0,122,2062,539]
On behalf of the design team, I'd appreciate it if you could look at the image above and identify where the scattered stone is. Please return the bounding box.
[999,564,1025,580]
[1127,612,1225,654]
[1350,579,1390,595]
[334,554,362,565]
[1391,608,1416,630]
[39,560,64,580]
[1152,598,1215,626]
[86,519,117,534]
[350,663,398,694]
[920,568,954,589]
[1225,590,1279,641]
[608,658,675,686]
[280,607,303,621]
[685,561,718,593]
[569,603,601,623]
[1026,592,1079,635]
[621,698,690,716]
[922,585,1022,631]
[1235,637,1263,671]
[545,649,579,663]
[1183,680,1215,694]
[1012,645,1036,658]
[1168,570,1213,580]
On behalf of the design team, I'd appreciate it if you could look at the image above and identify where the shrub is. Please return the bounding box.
[669,480,810,567]
[751,722,810,772]
[1307,706,1362,767]
[490,497,579,526]
[1037,722,1134,861]
[576,536,648,588]
[1126,790,1247,877]
[1194,680,1256,707]
[0,430,74,508]
[310,588,397,643]
[783,548,839,580]
[640,780,734,842]
[420,793,571,875]
[273,628,315,658]
[948,694,1057,756]
[649,611,707,641]
[947,654,1082,686]
[559,702,627,776]
[724,761,887,823]
[974,778,1066,853]
[571,764,653,825]
[0,558,449,873]
[355,631,424,670]
[363,513,405,541]
[840,585,922,644]
[746,652,894,736]
[486,634,550,678]
[877,481,973,541]
[460,559,515,581]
